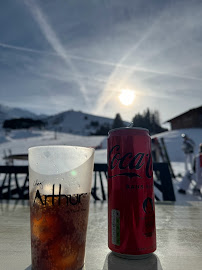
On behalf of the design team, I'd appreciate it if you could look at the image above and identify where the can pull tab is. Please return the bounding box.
[128,122,133,127]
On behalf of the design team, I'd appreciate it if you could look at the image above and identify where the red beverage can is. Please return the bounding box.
[108,127,156,258]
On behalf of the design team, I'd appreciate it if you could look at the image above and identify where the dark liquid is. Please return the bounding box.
[30,193,90,270]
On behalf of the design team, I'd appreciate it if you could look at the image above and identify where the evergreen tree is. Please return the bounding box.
[132,109,167,135]
[112,113,124,129]
[91,123,111,135]
[3,118,45,130]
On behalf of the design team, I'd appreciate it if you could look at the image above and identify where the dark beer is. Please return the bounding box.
[30,192,90,270]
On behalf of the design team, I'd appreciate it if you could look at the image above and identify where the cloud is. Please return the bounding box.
[23,0,89,104]
[0,0,202,122]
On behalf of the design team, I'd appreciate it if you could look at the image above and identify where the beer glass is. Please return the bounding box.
[29,145,94,270]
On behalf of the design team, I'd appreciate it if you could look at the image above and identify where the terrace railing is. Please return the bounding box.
[0,166,29,200]
[0,163,175,201]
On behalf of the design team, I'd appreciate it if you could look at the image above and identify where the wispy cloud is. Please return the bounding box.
[93,2,202,115]
[0,42,53,56]
[1,41,202,82]
[93,10,163,115]
[23,0,89,104]
[1,0,202,121]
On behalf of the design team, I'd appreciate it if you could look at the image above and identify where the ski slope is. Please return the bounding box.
[0,128,201,201]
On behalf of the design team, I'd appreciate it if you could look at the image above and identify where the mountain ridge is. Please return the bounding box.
[46,109,130,135]
[0,104,130,135]
[0,104,38,125]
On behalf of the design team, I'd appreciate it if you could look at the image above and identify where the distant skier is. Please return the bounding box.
[181,133,195,173]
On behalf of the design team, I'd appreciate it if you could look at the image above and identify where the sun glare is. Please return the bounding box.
[118,89,136,106]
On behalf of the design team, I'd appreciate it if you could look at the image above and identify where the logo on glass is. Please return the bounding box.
[33,184,87,206]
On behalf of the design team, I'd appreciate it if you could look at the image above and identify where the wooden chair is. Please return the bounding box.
[0,164,108,200]
[91,163,108,201]
[153,162,176,201]
[0,166,29,200]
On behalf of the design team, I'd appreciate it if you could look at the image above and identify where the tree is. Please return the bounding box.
[3,118,45,130]
[91,123,111,136]
[132,109,167,135]
[90,121,99,127]
[112,113,125,129]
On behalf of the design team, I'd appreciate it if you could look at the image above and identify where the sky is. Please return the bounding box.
[0,0,202,125]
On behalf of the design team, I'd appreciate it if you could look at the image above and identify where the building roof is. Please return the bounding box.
[166,105,202,123]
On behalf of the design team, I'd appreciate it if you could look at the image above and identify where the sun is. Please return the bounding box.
[118,89,136,106]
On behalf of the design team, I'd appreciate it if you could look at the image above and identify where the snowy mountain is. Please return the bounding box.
[0,104,40,128]
[45,110,130,135]
[0,104,129,135]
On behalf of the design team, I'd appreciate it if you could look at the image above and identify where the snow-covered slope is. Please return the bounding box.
[152,128,202,162]
[0,129,106,165]
[0,104,43,129]
[0,128,201,201]
[0,104,37,120]
[98,128,202,162]
[0,104,130,136]
[1,128,202,163]
[46,110,130,135]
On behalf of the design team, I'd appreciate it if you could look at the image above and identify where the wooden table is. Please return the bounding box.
[0,200,202,270]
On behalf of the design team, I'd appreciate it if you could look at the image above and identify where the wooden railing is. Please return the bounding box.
[0,166,29,200]
[0,163,175,201]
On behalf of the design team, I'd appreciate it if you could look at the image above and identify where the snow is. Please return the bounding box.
[0,104,38,127]
[1,127,202,168]
[0,104,130,136]
[0,129,106,165]
[152,128,202,162]
[0,127,201,201]
[46,110,129,135]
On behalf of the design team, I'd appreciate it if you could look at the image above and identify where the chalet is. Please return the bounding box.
[166,106,202,130]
